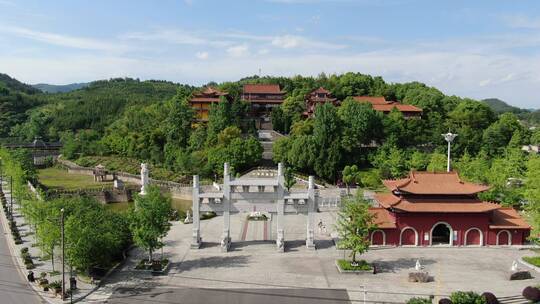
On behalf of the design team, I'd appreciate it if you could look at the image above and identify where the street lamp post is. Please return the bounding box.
[61,208,65,300]
[442,132,458,172]
[9,176,13,221]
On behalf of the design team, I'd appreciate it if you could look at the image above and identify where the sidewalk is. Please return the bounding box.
[0,180,100,303]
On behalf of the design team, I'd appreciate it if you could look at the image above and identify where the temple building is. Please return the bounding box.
[189,87,229,121]
[241,84,285,129]
[303,87,339,117]
[369,171,530,247]
[354,96,422,118]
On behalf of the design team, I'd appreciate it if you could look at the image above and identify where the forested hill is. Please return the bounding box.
[32,82,89,93]
[0,74,43,138]
[8,78,187,140]
[0,73,40,94]
[482,98,540,126]
[482,98,528,114]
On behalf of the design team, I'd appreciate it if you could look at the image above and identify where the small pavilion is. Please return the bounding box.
[369,171,530,247]
[303,87,339,117]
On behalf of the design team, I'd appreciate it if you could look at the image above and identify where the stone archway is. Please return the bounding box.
[464,228,483,246]
[430,222,453,246]
[400,227,418,246]
[497,230,512,246]
[371,230,385,246]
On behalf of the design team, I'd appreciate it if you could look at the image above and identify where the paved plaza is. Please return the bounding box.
[83,212,540,303]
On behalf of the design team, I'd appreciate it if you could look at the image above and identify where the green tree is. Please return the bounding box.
[427,152,447,172]
[165,96,194,149]
[336,196,376,263]
[129,186,172,262]
[482,113,524,155]
[447,100,496,156]
[408,151,428,171]
[342,165,361,195]
[66,206,130,272]
[525,156,540,236]
[284,167,296,192]
[312,103,341,181]
[338,98,381,152]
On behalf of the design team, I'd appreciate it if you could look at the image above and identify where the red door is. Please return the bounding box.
[372,231,384,245]
[401,229,416,246]
[466,229,481,245]
[498,231,510,245]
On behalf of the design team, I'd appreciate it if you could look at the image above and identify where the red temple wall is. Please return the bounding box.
[369,212,529,246]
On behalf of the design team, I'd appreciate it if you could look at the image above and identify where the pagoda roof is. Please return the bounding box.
[354,96,388,105]
[312,87,331,94]
[243,84,284,94]
[354,96,422,113]
[368,207,396,228]
[372,103,422,113]
[383,171,490,195]
[374,193,500,213]
[490,208,530,229]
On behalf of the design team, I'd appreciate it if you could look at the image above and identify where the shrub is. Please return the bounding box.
[337,259,372,271]
[450,291,487,304]
[523,286,540,301]
[25,262,35,270]
[20,247,28,254]
[407,297,432,304]
[438,299,452,304]
[14,239,23,245]
[480,292,498,304]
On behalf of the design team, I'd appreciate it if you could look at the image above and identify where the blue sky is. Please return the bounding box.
[1,0,539,108]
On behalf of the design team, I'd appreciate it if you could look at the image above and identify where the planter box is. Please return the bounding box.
[335,260,374,274]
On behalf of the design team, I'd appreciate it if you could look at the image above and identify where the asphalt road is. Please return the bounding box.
[108,287,351,304]
[0,195,42,303]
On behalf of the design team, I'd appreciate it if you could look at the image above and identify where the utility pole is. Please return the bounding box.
[442,132,457,172]
[61,208,65,300]
[10,176,13,221]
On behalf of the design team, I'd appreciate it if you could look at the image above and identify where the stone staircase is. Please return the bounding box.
[257,130,285,160]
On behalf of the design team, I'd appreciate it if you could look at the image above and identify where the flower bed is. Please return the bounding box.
[335,259,373,273]
[135,259,170,274]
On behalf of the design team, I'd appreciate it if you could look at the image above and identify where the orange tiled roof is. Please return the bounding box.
[490,208,530,229]
[372,103,423,113]
[383,171,490,195]
[313,87,331,94]
[369,207,396,228]
[374,193,499,213]
[243,84,284,94]
[354,96,388,105]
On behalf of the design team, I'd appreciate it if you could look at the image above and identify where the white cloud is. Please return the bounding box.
[270,34,345,50]
[0,26,124,51]
[502,14,540,29]
[226,44,249,57]
[121,29,231,47]
[196,51,209,59]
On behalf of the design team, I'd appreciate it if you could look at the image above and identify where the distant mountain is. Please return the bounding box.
[481,98,527,114]
[0,73,40,94]
[32,82,89,93]
[482,98,540,127]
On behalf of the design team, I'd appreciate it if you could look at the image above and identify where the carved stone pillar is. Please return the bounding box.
[191,175,202,249]
[276,163,285,252]
[306,176,316,250]
[221,163,231,252]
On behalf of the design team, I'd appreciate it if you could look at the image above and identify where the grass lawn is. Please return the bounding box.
[337,259,372,271]
[523,256,540,267]
[38,167,114,190]
[105,198,192,213]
